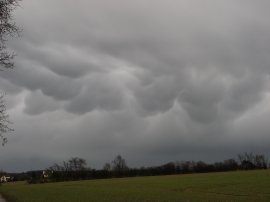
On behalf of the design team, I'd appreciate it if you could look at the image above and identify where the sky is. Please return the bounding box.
[1,0,270,172]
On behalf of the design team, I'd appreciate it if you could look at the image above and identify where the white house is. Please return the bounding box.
[0,175,11,183]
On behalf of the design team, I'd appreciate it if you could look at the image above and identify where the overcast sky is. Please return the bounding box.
[1,0,270,172]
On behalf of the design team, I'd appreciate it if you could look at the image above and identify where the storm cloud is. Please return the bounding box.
[0,0,270,172]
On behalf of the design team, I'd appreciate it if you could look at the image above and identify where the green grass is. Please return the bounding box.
[1,170,270,202]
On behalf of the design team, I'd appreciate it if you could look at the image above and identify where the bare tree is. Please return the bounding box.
[237,152,255,170]
[68,157,87,171]
[111,155,128,172]
[0,0,20,144]
[237,152,268,170]
[48,163,64,172]
[0,93,13,145]
[0,0,21,70]
[103,163,111,171]
[254,154,268,169]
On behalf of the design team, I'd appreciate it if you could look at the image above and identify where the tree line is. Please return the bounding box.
[24,152,268,184]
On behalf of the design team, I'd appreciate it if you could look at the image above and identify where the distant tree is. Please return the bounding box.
[254,154,268,169]
[68,157,87,171]
[180,161,192,173]
[46,157,89,182]
[48,163,64,172]
[62,160,70,173]
[112,155,128,172]
[237,152,267,170]
[160,162,176,174]
[194,161,209,173]
[0,169,7,176]
[223,158,238,171]
[103,163,111,171]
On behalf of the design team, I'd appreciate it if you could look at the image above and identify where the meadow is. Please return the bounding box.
[1,170,270,202]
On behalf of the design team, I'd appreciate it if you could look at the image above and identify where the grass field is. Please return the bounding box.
[1,170,270,202]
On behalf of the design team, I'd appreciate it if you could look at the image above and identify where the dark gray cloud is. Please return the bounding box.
[0,0,270,172]
[65,73,127,114]
[23,90,60,115]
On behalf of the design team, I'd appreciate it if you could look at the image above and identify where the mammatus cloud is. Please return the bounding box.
[0,0,270,171]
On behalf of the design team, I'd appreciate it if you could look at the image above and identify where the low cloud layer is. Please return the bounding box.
[0,0,270,172]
